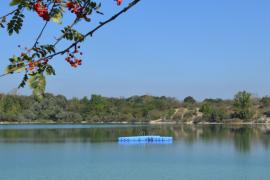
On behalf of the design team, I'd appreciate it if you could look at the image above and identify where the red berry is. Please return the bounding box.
[34,2,50,21]
[66,2,74,10]
[116,0,122,6]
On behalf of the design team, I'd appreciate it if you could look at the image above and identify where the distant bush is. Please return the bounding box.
[263,111,270,118]
[184,96,196,104]
[260,96,270,107]
[233,91,255,121]
[200,103,227,122]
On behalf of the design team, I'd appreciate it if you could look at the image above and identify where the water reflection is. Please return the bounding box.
[0,124,270,153]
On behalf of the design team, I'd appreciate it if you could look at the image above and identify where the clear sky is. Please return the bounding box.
[1,0,270,101]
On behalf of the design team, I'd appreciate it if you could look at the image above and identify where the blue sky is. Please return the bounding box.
[1,0,270,100]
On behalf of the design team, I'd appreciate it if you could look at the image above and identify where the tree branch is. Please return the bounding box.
[0,73,9,78]
[0,8,18,20]
[0,0,141,78]
[46,0,141,60]
[32,21,49,48]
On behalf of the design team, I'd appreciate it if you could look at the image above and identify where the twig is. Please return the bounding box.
[0,73,9,78]
[53,18,80,46]
[0,9,18,20]
[32,21,49,48]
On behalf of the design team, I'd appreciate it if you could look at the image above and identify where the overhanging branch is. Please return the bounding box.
[46,0,141,60]
[0,0,141,78]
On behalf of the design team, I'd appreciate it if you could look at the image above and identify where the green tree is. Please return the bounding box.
[260,96,270,107]
[183,96,197,110]
[184,96,196,104]
[200,103,226,122]
[88,95,108,117]
[233,91,254,120]
[0,95,22,117]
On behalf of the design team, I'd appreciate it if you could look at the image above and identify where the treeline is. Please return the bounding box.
[0,93,179,123]
[0,91,270,123]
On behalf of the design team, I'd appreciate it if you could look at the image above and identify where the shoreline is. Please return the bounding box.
[1,121,270,126]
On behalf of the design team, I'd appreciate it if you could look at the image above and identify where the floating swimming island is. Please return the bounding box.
[118,135,173,144]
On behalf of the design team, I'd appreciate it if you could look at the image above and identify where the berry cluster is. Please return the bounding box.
[28,59,49,71]
[34,1,50,21]
[66,1,83,15]
[65,46,83,68]
[29,61,38,71]
[18,46,49,72]
[66,1,92,21]
[116,0,123,6]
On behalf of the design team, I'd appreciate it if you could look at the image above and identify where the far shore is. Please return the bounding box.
[1,121,270,126]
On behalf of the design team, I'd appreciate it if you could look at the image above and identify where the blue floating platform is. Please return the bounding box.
[118,135,173,144]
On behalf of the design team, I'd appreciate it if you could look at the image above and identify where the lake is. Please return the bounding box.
[0,124,270,180]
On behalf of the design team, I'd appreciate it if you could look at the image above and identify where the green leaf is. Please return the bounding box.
[5,65,15,74]
[9,0,21,6]
[9,55,19,63]
[45,65,56,76]
[18,74,28,88]
[51,13,62,24]
[51,7,64,24]
[5,63,25,74]
[28,73,46,100]
[62,27,84,42]
[14,65,25,73]
[7,9,24,35]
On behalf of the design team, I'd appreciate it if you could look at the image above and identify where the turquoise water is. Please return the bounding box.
[0,124,270,180]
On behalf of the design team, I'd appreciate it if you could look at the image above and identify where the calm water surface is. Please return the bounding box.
[0,124,270,180]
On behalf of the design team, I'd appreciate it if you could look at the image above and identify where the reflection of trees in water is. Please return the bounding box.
[0,125,270,152]
[233,128,252,153]
[200,125,228,142]
[261,130,270,149]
